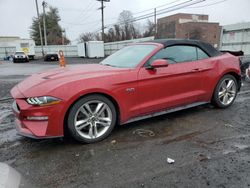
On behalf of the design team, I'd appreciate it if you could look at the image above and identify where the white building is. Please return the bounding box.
[220,22,250,55]
[0,36,35,59]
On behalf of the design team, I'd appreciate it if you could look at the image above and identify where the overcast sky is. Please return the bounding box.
[0,0,250,43]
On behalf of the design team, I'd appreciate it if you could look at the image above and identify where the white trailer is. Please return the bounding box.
[77,43,86,57]
[86,41,104,58]
[15,39,35,59]
[220,22,250,55]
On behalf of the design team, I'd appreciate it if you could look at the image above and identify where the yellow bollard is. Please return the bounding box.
[59,50,66,67]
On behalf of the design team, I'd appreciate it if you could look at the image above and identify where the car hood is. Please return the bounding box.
[36,64,119,79]
[14,64,130,98]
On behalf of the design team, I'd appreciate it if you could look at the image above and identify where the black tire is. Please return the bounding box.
[67,95,117,143]
[245,68,250,82]
[212,74,238,108]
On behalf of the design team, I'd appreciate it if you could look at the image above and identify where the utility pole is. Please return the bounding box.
[97,0,110,41]
[42,1,47,46]
[154,8,157,38]
[35,0,44,56]
[62,29,65,45]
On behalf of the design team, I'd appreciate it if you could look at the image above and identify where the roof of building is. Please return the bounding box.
[0,36,20,39]
[149,38,222,57]
[158,13,209,20]
[223,22,250,31]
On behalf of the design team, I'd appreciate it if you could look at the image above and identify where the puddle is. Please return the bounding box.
[0,129,22,144]
[133,129,155,138]
[233,143,249,150]
[223,149,236,155]
[222,144,249,155]
[235,96,250,103]
[160,131,202,144]
[0,109,13,124]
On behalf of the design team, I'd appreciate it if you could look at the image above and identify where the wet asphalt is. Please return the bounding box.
[0,59,250,188]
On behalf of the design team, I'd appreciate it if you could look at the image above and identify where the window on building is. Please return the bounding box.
[20,43,29,48]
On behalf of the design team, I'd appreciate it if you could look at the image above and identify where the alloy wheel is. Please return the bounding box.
[74,100,112,139]
[218,78,237,105]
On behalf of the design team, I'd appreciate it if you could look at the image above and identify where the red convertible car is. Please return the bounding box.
[11,39,241,143]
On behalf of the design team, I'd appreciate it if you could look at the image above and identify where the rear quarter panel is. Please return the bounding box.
[204,53,241,100]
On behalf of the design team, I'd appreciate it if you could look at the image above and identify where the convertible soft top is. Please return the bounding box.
[148,39,222,57]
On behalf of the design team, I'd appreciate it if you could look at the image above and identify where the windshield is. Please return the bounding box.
[15,52,25,55]
[100,44,157,68]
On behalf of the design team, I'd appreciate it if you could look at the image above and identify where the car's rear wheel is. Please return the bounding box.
[67,95,117,143]
[212,74,238,108]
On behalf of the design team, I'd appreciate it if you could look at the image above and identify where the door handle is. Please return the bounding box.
[191,68,201,72]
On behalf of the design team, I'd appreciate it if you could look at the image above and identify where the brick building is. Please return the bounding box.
[157,13,221,48]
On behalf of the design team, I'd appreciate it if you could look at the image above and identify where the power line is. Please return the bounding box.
[76,1,98,23]
[61,17,117,26]
[60,0,184,27]
[67,0,97,24]
[57,6,96,12]
[63,0,206,40]
[61,19,100,26]
[186,0,228,8]
[131,0,183,16]
[91,0,205,34]
[102,0,191,27]
[119,0,193,24]
[104,0,204,29]
[81,0,97,13]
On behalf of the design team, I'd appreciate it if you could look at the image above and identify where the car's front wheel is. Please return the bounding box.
[212,74,238,108]
[67,95,117,143]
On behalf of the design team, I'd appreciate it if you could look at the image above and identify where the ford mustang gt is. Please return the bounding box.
[11,39,241,143]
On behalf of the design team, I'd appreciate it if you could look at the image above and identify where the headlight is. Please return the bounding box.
[26,96,61,106]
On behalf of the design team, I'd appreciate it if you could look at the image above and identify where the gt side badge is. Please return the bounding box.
[126,88,135,92]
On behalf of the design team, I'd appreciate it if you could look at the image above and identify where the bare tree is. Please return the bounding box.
[114,24,122,41]
[143,19,155,37]
[94,33,102,41]
[78,10,143,43]
[79,32,95,42]
[107,28,116,42]
[118,10,139,40]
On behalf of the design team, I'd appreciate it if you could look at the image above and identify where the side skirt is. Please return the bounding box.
[123,102,209,125]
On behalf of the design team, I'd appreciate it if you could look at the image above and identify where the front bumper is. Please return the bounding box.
[13,57,28,62]
[11,86,64,139]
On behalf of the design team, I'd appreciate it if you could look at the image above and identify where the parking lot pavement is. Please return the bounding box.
[29,57,104,65]
[0,57,102,76]
[0,60,250,188]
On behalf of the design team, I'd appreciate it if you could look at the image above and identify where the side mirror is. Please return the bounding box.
[146,59,169,70]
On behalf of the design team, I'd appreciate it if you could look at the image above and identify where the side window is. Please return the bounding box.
[147,45,197,66]
[197,47,209,60]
